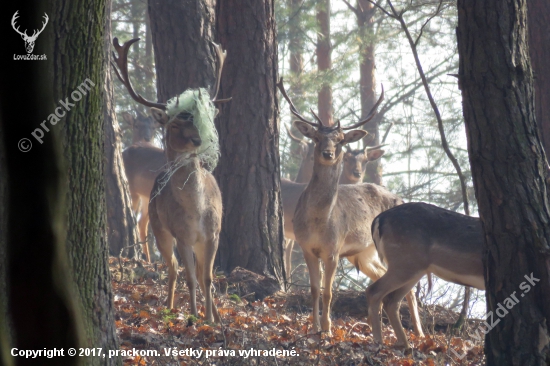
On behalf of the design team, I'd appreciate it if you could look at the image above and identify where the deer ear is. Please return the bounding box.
[293,121,317,139]
[343,130,368,145]
[122,112,134,126]
[150,107,169,125]
[367,149,385,161]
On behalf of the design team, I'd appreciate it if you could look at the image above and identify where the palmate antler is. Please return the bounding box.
[210,43,232,104]
[341,85,384,131]
[111,38,167,110]
[112,38,231,109]
[276,78,323,128]
[277,78,384,131]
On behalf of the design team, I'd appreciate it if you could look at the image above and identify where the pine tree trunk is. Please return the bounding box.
[105,0,140,259]
[215,0,285,283]
[316,0,333,126]
[148,0,216,101]
[357,0,381,184]
[457,1,550,364]
[53,0,121,364]
[527,0,550,156]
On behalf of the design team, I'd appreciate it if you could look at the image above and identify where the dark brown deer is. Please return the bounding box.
[367,202,484,349]
[277,79,424,339]
[112,37,229,322]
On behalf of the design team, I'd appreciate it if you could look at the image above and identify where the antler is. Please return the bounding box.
[111,38,167,109]
[210,42,232,104]
[11,11,27,38]
[30,13,48,40]
[285,124,305,144]
[342,85,384,130]
[276,78,320,128]
[366,144,387,151]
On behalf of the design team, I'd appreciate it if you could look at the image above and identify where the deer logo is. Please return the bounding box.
[11,11,49,54]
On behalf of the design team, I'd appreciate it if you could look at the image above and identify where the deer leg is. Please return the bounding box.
[138,197,151,262]
[348,245,386,282]
[195,238,219,323]
[284,239,294,284]
[382,275,423,349]
[154,229,177,308]
[405,289,424,338]
[303,250,321,332]
[321,254,339,335]
[365,268,416,346]
[177,242,197,318]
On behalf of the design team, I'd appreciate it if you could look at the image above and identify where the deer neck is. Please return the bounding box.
[165,152,206,209]
[303,154,343,218]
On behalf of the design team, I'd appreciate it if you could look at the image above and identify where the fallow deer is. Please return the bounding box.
[277,79,424,339]
[112,37,230,322]
[281,144,385,281]
[367,202,484,349]
[121,110,165,262]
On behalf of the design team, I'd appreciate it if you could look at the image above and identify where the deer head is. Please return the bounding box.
[122,109,158,144]
[112,37,229,162]
[342,145,385,183]
[12,11,48,54]
[277,78,384,167]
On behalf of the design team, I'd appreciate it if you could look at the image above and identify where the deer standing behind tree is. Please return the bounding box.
[121,110,165,262]
[278,79,424,339]
[112,37,230,322]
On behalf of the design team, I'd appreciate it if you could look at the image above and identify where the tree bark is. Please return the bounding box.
[357,0,381,184]
[148,0,216,101]
[457,1,550,364]
[316,0,333,126]
[527,0,550,157]
[53,0,121,364]
[1,2,81,364]
[215,0,285,284]
[105,0,141,259]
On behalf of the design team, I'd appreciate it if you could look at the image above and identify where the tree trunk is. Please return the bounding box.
[148,0,216,101]
[357,0,381,184]
[527,0,550,157]
[316,0,333,126]
[0,2,81,364]
[215,0,285,284]
[457,1,550,364]
[53,0,121,364]
[105,0,140,259]
[0,107,10,363]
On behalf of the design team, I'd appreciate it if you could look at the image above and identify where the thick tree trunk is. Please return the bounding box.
[357,0,381,184]
[0,110,9,363]
[215,0,285,284]
[527,0,550,157]
[0,2,81,364]
[457,1,550,364]
[148,0,216,101]
[105,0,140,259]
[53,0,121,364]
[316,0,333,126]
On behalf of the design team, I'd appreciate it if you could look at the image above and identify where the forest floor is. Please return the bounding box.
[110,257,485,366]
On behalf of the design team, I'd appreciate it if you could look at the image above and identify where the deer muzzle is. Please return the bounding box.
[322,150,335,160]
